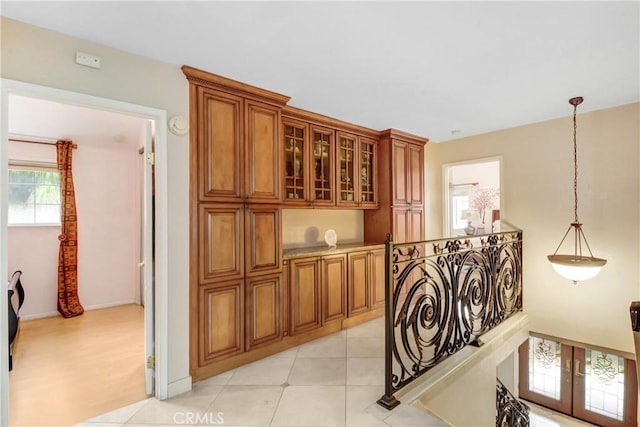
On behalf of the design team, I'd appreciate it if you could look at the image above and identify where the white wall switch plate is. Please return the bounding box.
[75,51,101,69]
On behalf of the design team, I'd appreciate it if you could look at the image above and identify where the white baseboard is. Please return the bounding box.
[167,376,192,399]
[20,300,138,320]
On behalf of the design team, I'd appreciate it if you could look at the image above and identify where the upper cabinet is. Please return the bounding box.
[185,66,289,204]
[282,107,378,209]
[336,132,377,208]
[364,129,428,244]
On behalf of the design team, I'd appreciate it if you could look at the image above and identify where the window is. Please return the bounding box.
[8,164,61,225]
[451,190,471,231]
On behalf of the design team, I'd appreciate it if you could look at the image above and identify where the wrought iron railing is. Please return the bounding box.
[377,228,523,409]
[496,378,530,427]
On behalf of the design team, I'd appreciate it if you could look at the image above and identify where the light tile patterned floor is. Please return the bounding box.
[78,315,597,427]
[79,316,447,427]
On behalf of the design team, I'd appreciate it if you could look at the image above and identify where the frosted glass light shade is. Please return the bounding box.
[547,254,607,283]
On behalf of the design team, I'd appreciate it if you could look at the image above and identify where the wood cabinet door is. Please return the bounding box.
[358,136,378,208]
[199,281,244,364]
[245,205,281,276]
[289,257,321,335]
[408,207,425,242]
[283,119,309,205]
[322,254,347,323]
[245,273,283,350]
[336,131,358,207]
[199,204,243,284]
[197,87,243,202]
[391,139,409,206]
[309,125,335,207]
[245,100,281,202]
[348,251,370,317]
[392,208,409,243]
[408,142,424,206]
[369,249,386,309]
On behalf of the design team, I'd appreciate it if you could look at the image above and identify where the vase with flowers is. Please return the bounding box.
[471,188,500,233]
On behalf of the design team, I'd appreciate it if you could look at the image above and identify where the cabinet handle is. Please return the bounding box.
[575,360,584,377]
[563,359,572,373]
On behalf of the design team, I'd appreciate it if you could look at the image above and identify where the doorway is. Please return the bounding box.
[519,335,638,426]
[442,157,501,238]
[0,79,169,425]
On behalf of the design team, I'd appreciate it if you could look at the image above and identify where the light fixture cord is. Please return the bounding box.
[573,101,579,223]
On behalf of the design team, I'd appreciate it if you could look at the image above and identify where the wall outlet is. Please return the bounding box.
[75,51,101,69]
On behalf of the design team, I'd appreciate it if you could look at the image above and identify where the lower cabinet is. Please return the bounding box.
[347,251,370,316]
[289,256,322,335]
[199,281,245,365]
[245,273,283,350]
[321,254,347,323]
[348,248,386,316]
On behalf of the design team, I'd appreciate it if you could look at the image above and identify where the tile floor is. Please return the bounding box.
[80,316,447,427]
[79,316,596,427]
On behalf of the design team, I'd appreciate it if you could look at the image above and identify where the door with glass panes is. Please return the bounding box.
[519,335,637,427]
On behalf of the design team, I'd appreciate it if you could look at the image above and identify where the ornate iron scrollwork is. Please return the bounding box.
[496,379,530,427]
[379,230,523,403]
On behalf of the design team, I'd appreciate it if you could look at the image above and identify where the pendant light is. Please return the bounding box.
[547,97,606,284]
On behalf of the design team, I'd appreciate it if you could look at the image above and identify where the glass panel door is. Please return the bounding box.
[519,336,638,427]
[337,134,356,205]
[518,337,573,414]
[573,347,637,426]
[359,137,375,204]
[311,127,333,204]
[284,123,306,201]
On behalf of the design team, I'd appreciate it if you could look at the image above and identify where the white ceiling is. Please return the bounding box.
[8,95,147,150]
[2,1,638,142]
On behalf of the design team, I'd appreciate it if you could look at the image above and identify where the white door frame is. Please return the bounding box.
[0,79,169,425]
[442,156,504,237]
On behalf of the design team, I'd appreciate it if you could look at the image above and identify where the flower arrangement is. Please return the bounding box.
[471,187,500,224]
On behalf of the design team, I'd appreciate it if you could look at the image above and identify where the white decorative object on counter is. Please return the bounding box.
[324,229,337,247]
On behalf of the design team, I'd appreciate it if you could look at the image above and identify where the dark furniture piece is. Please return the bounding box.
[8,270,24,371]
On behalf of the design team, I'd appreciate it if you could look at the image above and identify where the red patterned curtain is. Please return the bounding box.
[56,140,84,318]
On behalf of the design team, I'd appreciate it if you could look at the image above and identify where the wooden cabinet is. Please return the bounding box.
[348,251,370,316]
[336,132,378,208]
[244,205,281,276]
[245,273,283,350]
[199,281,244,364]
[185,66,290,377]
[321,254,347,323]
[370,248,386,309]
[392,139,424,207]
[364,129,428,244]
[348,248,386,316]
[289,257,322,335]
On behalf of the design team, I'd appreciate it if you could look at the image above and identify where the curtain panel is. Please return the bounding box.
[56,140,84,318]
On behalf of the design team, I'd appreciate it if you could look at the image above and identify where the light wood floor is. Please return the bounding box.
[9,304,148,426]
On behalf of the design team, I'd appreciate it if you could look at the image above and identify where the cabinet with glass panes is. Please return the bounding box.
[337,132,377,208]
[283,120,337,206]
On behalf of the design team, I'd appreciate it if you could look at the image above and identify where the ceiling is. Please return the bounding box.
[2,1,638,142]
[8,95,147,150]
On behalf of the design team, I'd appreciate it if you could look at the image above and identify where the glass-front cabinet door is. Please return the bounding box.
[337,132,357,206]
[310,126,334,206]
[283,121,307,203]
[359,137,377,207]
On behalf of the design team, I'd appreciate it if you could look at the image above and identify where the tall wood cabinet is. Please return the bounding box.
[364,129,428,244]
[185,66,290,379]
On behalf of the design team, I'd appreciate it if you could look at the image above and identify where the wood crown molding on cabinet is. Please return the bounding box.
[379,128,429,145]
[182,65,291,106]
[282,105,380,139]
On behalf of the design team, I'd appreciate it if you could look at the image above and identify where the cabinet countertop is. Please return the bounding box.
[283,242,385,259]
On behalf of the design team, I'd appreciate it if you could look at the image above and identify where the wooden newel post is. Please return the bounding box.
[377,233,400,410]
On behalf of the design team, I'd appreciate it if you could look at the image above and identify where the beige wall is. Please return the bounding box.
[282,209,364,249]
[427,102,640,354]
[1,17,191,387]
